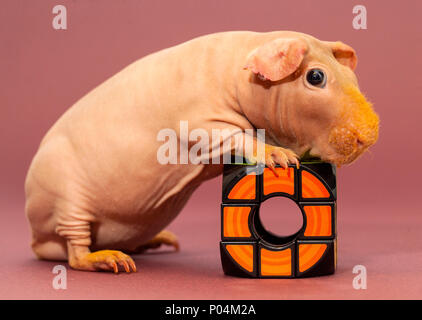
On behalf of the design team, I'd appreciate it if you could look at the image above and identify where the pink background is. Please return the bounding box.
[1,0,421,299]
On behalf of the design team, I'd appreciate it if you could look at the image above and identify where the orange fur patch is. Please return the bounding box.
[329,85,379,164]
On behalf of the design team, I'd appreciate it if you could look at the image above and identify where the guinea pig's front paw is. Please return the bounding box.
[264,145,300,173]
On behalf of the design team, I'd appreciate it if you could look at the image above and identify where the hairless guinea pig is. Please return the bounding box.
[25,31,379,273]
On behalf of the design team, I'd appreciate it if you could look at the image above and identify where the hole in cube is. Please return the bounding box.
[256,196,303,245]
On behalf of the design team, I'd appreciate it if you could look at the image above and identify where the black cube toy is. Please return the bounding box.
[220,161,337,278]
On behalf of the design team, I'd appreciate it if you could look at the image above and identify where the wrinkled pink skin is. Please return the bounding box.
[25,31,379,272]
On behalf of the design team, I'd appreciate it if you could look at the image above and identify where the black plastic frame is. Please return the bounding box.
[220,161,337,278]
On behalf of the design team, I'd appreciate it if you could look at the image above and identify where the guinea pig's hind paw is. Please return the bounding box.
[81,250,137,273]
[135,230,180,253]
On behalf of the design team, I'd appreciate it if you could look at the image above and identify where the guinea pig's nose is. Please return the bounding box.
[356,132,376,149]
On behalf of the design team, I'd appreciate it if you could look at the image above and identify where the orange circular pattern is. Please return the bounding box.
[223,165,334,277]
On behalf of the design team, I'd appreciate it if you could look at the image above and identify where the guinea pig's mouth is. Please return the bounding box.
[300,149,323,162]
[326,150,364,167]
[326,122,378,166]
[301,142,366,167]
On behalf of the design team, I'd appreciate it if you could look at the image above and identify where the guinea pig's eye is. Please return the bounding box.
[306,69,326,88]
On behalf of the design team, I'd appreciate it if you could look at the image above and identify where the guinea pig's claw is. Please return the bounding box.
[112,261,118,274]
[129,260,137,272]
[294,158,300,169]
[118,260,130,273]
[269,164,279,177]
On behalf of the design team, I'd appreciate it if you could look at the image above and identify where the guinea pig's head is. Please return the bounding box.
[244,35,379,166]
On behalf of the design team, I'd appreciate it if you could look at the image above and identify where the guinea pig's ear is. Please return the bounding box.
[325,41,358,70]
[244,38,308,82]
